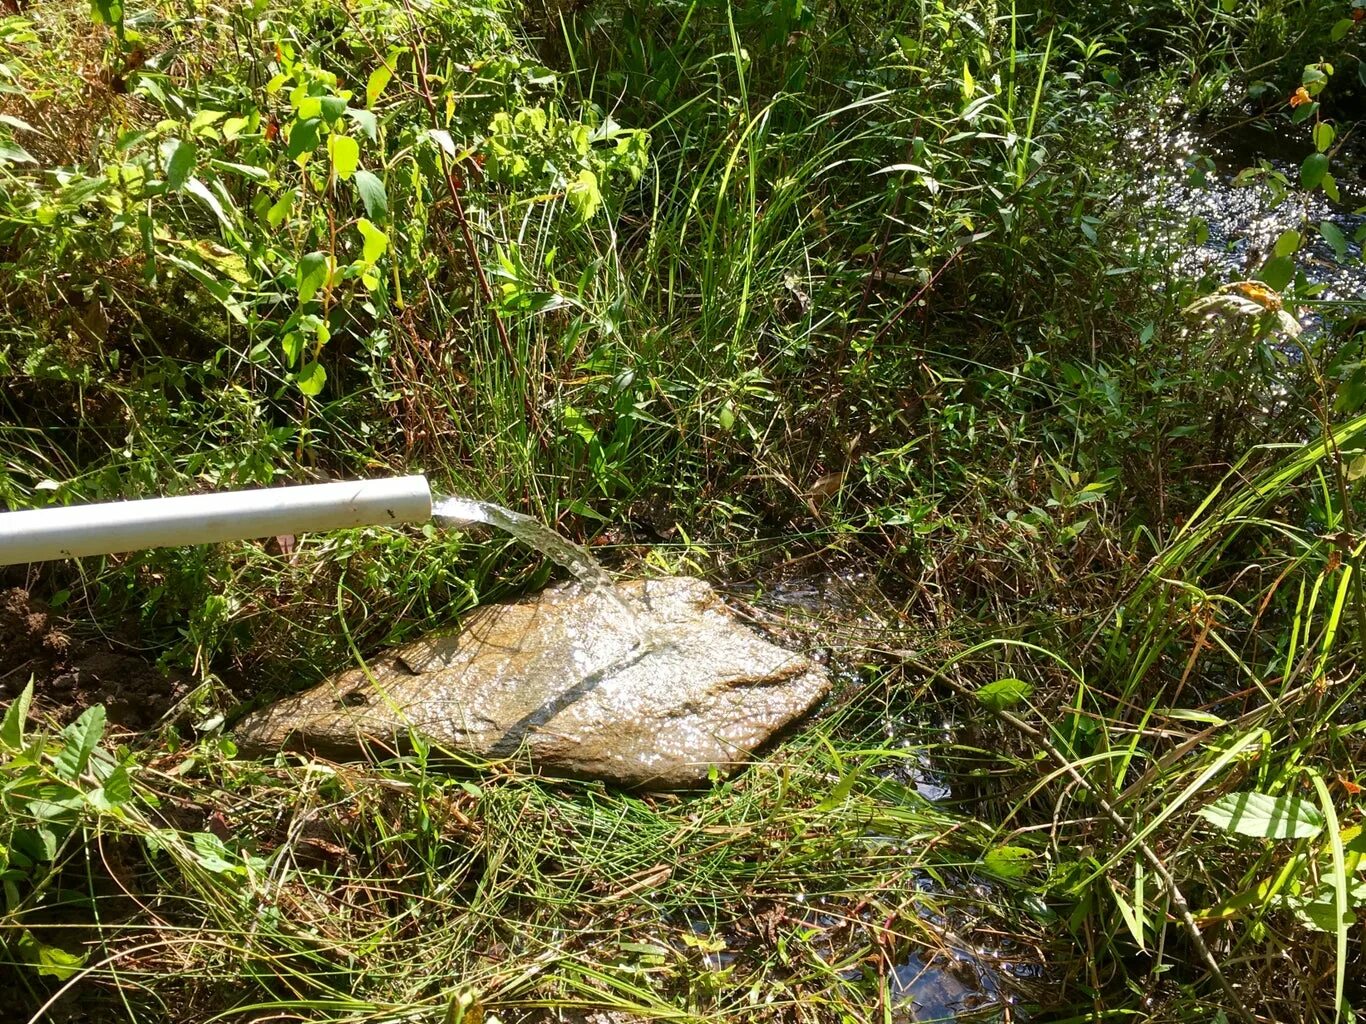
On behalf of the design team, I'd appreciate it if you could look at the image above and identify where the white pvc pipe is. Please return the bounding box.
[0,475,432,565]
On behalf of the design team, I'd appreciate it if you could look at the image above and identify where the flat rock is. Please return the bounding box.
[235,577,829,788]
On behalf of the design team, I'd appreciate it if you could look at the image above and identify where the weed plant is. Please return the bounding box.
[2,0,1366,1020]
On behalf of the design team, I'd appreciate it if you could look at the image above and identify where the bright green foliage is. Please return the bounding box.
[0,683,133,981]
[1198,791,1326,840]
[975,677,1034,712]
[0,0,648,407]
[1,0,1365,1020]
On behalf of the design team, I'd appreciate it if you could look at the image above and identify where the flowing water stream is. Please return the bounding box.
[431,495,648,641]
[1133,111,1366,316]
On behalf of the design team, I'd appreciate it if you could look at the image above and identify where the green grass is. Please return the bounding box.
[5,686,1048,1022]
[3,0,1366,1019]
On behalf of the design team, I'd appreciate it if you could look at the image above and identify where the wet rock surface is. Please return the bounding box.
[236,577,830,787]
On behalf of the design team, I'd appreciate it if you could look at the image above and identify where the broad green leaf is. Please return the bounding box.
[1313,122,1336,154]
[1197,791,1325,840]
[1300,152,1330,190]
[297,251,328,303]
[281,330,303,367]
[209,159,268,181]
[427,128,456,156]
[16,930,86,980]
[160,138,196,189]
[306,317,330,349]
[347,108,378,142]
[353,170,387,220]
[366,65,392,107]
[100,764,132,807]
[328,133,359,180]
[1258,255,1295,292]
[975,677,1034,712]
[524,63,557,86]
[1319,221,1348,263]
[184,177,232,228]
[55,705,106,781]
[1272,229,1300,258]
[88,0,123,31]
[118,129,154,153]
[1343,824,1366,855]
[357,218,388,263]
[1,677,33,749]
[191,832,240,873]
[265,191,295,230]
[1287,894,1357,933]
[222,115,249,140]
[295,360,327,397]
[286,117,321,159]
[0,113,37,133]
[320,96,348,121]
[567,168,602,221]
[561,405,598,444]
[29,788,84,822]
[0,140,36,164]
[982,845,1035,879]
[189,109,228,135]
[1335,369,1366,415]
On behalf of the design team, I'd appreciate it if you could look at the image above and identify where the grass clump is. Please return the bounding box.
[2,0,1366,1020]
[5,690,1053,1021]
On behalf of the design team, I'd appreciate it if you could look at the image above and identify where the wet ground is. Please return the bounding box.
[0,586,190,729]
[728,564,1047,1022]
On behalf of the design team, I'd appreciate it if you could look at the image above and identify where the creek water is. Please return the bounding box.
[1134,110,1366,314]
[733,566,1044,1021]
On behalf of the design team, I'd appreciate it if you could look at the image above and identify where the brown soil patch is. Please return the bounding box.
[0,587,190,728]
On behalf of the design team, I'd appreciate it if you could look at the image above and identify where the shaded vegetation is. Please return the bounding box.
[2,0,1366,1020]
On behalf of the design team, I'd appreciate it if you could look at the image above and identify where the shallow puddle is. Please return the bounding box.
[718,564,1051,1021]
[889,952,1002,1022]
